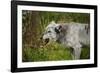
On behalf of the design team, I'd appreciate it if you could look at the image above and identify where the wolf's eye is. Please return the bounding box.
[48,31,51,33]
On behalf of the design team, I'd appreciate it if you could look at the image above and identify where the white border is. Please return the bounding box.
[17,5,94,68]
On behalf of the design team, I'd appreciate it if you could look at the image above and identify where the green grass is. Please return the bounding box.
[22,42,73,62]
[81,46,90,59]
[22,42,90,62]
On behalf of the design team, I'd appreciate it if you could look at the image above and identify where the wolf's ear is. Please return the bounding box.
[55,25,62,34]
[50,21,56,24]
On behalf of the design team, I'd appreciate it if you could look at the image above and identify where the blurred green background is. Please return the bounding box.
[22,10,90,62]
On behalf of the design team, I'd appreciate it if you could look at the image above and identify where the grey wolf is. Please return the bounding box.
[41,21,90,59]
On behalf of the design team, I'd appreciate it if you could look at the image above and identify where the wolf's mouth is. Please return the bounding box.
[44,38,49,45]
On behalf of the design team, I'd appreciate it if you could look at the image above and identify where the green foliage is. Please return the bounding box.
[81,46,90,59]
[22,10,90,62]
[23,42,73,62]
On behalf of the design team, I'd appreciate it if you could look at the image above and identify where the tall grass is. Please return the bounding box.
[23,42,73,62]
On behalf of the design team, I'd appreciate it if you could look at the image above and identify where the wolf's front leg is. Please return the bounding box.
[73,47,82,60]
